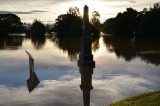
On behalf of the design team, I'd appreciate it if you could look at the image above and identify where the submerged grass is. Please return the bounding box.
[109,91,160,106]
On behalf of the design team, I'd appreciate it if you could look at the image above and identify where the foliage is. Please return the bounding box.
[90,11,101,29]
[52,7,100,38]
[102,8,138,37]
[53,14,82,37]
[102,2,160,38]
[103,36,160,65]
[0,14,24,33]
[109,91,160,106]
[67,7,81,17]
[30,20,46,36]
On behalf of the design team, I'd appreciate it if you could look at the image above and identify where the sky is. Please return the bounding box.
[0,0,159,23]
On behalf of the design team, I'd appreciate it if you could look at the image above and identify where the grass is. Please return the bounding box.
[109,91,160,106]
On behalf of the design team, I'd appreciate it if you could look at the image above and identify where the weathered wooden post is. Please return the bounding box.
[78,5,95,106]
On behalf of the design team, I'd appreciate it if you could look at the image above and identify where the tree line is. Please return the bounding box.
[0,3,160,38]
[102,2,160,38]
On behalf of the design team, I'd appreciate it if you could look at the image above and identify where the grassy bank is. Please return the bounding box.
[109,91,160,106]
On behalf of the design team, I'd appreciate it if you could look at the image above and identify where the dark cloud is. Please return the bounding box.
[0,10,47,15]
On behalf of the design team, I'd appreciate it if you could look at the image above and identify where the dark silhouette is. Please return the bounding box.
[102,3,160,38]
[30,20,46,36]
[26,50,40,93]
[30,35,46,50]
[103,36,160,66]
[90,11,101,29]
[0,14,24,34]
[78,5,95,106]
[52,7,100,38]
[51,36,81,61]
[27,20,47,49]
[50,34,99,61]
[0,36,24,50]
[102,8,138,37]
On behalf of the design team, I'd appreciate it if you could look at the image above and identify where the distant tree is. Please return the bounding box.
[0,14,24,33]
[143,8,148,13]
[150,3,160,11]
[102,3,160,38]
[53,14,82,37]
[102,8,138,37]
[67,7,81,17]
[90,11,101,29]
[30,20,46,36]
[52,7,100,38]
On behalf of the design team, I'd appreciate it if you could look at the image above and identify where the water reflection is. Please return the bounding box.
[27,32,46,50]
[0,35,160,106]
[0,36,24,50]
[26,50,40,93]
[103,36,160,66]
[0,34,46,50]
[78,5,95,106]
[50,35,99,61]
[51,36,81,61]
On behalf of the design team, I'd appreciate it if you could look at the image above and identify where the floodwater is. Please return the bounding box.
[0,35,160,106]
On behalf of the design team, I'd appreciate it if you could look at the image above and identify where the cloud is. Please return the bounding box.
[0,74,158,106]
[0,10,48,15]
[129,1,137,4]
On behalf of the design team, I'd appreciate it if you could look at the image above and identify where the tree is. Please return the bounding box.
[30,20,46,36]
[52,7,100,38]
[150,3,160,11]
[0,14,23,33]
[90,11,101,29]
[67,7,81,17]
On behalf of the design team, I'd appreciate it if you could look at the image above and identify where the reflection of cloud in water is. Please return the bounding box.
[0,74,157,106]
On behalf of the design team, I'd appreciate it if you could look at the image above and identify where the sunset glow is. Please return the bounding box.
[0,0,158,23]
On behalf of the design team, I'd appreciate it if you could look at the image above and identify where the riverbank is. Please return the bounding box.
[109,91,160,106]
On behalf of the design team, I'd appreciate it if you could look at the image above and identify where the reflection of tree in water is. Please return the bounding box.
[51,36,80,61]
[29,20,46,50]
[139,54,160,66]
[103,37,136,61]
[30,35,46,50]
[50,35,100,61]
[0,36,24,50]
[135,37,160,66]
[103,36,160,66]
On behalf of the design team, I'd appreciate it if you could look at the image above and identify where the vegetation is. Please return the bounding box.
[30,20,46,36]
[0,14,24,35]
[52,7,100,38]
[102,3,160,38]
[103,36,160,65]
[109,91,160,106]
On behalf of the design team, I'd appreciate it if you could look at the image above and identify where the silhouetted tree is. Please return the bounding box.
[30,20,46,36]
[90,11,101,29]
[103,36,160,65]
[0,14,24,33]
[52,7,100,38]
[102,3,160,38]
[150,3,160,11]
[102,8,138,37]
[53,14,82,37]
[67,7,81,17]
